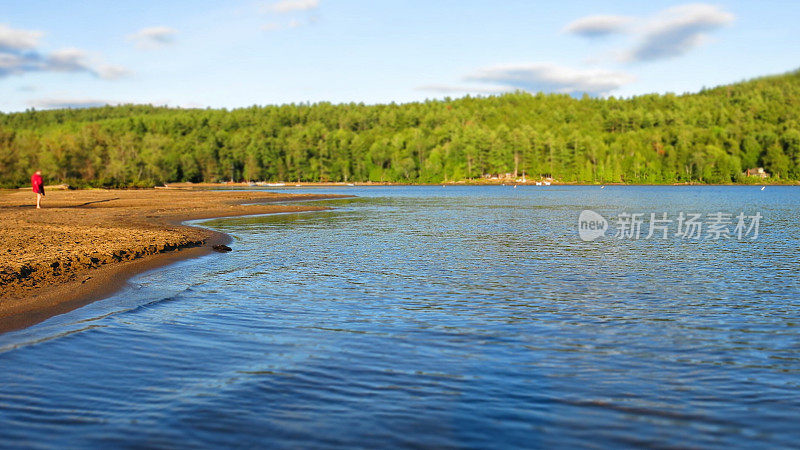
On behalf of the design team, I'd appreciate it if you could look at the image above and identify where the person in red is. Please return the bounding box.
[31,170,44,209]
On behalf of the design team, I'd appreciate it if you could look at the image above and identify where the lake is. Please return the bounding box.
[1,186,799,448]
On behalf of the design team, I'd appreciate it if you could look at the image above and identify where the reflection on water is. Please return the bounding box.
[1,186,800,448]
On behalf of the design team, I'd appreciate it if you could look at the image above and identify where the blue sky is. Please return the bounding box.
[1,0,798,112]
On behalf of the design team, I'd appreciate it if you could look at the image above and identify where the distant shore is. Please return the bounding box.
[0,188,346,333]
[158,179,800,189]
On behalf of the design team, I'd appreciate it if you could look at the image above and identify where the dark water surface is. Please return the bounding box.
[2,186,799,448]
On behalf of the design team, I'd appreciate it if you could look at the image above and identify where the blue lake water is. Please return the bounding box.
[1,185,799,448]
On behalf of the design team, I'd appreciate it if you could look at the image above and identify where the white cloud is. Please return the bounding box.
[172,101,205,109]
[0,25,130,79]
[0,24,42,51]
[462,63,635,96]
[259,0,319,32]
[263,0,319,13]
[0,53,26,71]
[261,19,309,32]
[28,97,119,110]
[36,48,130,80]
[47,48,91,72]
[259,0,319,31]
[262,22,282,32]
[126,26,177,49]
[626,3,734,61]
[425,3,729,98]
[416,84,511,95]
[95,64,131,80]
[563,15,632,37]
[566,4,734,62]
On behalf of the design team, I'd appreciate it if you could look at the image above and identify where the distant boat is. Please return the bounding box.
[535,181,542,186]
[601,185,605,189]
[761,186,766,190]
[543,181,551,186]
[347,183,355,186]
[266,183,286,187]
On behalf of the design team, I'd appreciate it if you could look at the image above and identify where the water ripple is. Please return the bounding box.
[1,186,800,448]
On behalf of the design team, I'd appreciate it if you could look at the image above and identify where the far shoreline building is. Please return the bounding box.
[744,167,770,179]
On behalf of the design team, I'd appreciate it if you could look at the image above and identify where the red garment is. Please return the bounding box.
[31,173,44,194]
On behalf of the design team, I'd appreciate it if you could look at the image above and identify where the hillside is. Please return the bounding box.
[1,70,799,187]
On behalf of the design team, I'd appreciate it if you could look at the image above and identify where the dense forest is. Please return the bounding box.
[1,70,799,187]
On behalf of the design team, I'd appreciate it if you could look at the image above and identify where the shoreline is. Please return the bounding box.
[160,180,800,188]
[0,189,347,333]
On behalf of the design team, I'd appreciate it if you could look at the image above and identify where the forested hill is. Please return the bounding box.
[1,70,799,187]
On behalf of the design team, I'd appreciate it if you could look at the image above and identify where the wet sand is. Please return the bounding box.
[0,188,344,332]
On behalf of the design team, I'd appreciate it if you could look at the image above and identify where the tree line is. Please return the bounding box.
[1,70,799,188]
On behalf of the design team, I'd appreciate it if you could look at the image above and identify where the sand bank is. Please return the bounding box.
[0,188,344,332]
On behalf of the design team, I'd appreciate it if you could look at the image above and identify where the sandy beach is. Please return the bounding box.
[0,187,343,332]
